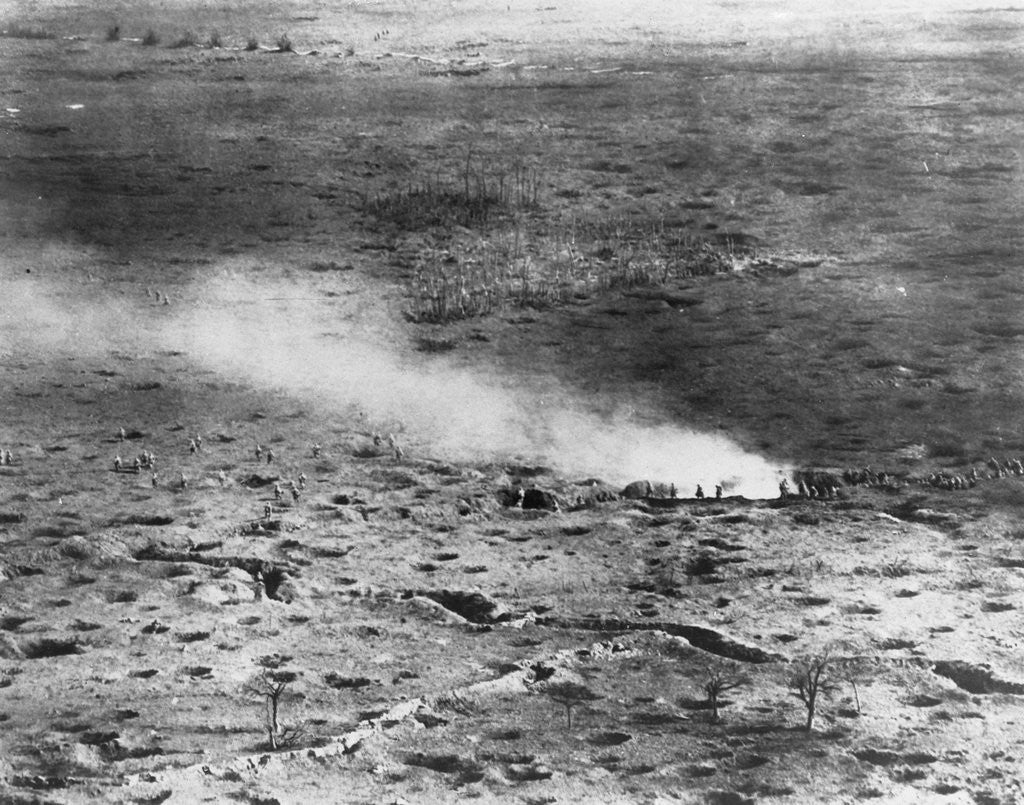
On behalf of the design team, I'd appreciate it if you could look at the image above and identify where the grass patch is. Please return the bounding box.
[141,29,160,46]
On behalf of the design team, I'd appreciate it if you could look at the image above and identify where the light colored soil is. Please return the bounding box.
[2,1,1024,803]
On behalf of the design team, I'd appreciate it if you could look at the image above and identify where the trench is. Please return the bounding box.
[131,545,297,601]
[411,588,782,663]
[535,616,784,664]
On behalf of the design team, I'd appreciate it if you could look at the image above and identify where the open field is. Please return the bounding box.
[2,1,1024,802]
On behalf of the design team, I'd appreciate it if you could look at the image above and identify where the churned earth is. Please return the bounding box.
[1,0,1024,803]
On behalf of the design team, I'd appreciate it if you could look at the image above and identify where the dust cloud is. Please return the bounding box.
[2,269,788,498]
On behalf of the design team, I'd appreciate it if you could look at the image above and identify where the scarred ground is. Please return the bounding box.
[2,1,1024,803]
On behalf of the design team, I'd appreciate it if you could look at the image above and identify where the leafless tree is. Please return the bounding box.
[790,650,834,732]
[703,664,747,723]
[245,669,298,749]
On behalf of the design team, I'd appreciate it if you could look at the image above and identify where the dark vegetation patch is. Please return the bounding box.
[22,637,87,659]
[932,660,1024,694]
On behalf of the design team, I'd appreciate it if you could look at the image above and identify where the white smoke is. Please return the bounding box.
[0,264,788,498]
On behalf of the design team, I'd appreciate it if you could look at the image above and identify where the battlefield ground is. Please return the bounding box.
[1,0,1024,802]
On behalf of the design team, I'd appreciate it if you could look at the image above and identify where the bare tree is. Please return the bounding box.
[245,669,298,749]
[544,681,602,730]
[790,650,834,732]
[703,664,747,723]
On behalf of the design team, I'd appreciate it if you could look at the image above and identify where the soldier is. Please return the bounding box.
[797,480,809,498]
[149,454,157,472]
[132,456,142,473]
[291,487,301,504]
[4,450,12,465]
[275,483,284,500]
[217,469,227,486]
[264,503,272,520]
[394,443,404,461]
[255,444,263,462]
[779,478,790,499]
[311,443,322,458]
[189,439,198,455]
[254,570,265,601]
[195,435,203,452]
[113,455,122,472]
[179,472,188,489]
[297,473,307,490]
[669,483,677,499]
[695,484,705,500]
[715,484,723,500]
[266,448,274,465]
[372,432,383,447]
[151,472,158,488]
[514,486,525,508]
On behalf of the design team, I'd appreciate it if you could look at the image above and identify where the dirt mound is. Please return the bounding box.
[419,590,517,624]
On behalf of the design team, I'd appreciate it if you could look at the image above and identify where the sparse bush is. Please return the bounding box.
[790,650,836,732]
[400,208,737,324]
[245,35,259,51]
[105,25,120,42]
[881,558,912,578]
[207,30,222,48]
[543,681,602,729]
[275,33,292,52]
[141,29,160,46]
[170,30,197,48]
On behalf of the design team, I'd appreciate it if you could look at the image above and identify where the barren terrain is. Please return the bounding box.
[1,1,1024,803]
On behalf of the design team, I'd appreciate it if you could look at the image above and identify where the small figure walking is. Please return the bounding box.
[266,448,274,465]
[188,439,197,455]
[114,455,122,472]
[779,478,790,500]
[4,449,12,465]
[217,469,227,486]
[179,471,188,490]
[311,443,321,458]
[264,503,273,520]
[297,473,307,490]
[669,483,677,499]
[291,487,301,504]
[715,484,723,500]
[274,483,283,500]
[151,472,158,488]
[119,426,127,441]
[254,444,263,462]
[132,457,142,473]
[695,484,705,500]
[195,435,203,451]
